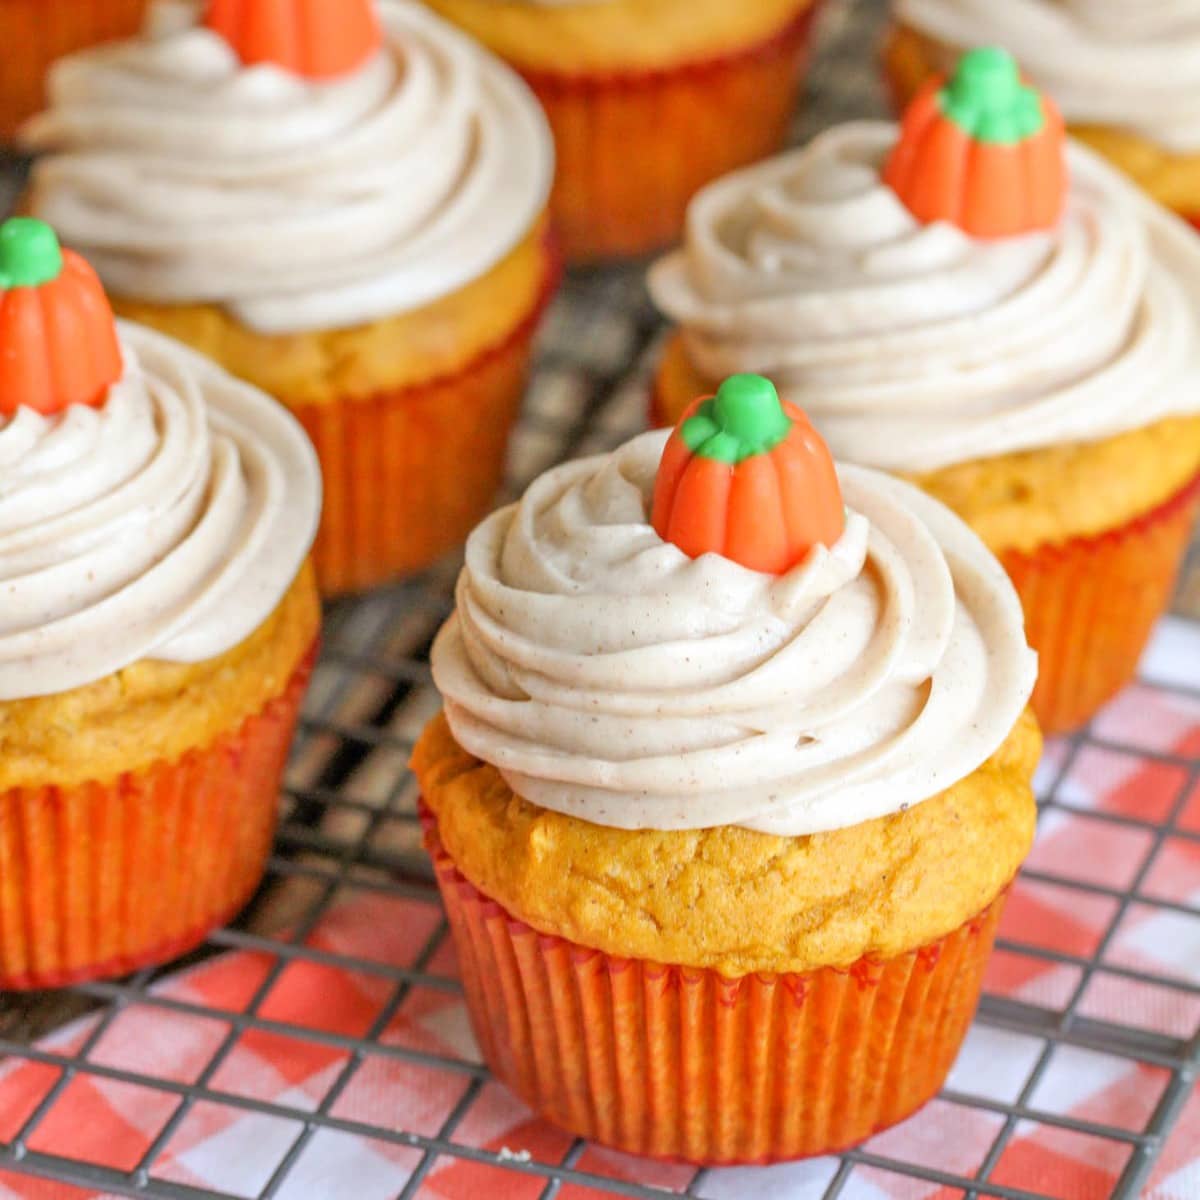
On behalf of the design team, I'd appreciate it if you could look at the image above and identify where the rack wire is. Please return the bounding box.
[2,1,1199,1196]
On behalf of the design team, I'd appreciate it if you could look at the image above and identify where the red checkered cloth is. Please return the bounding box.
[1,620,1199,1200]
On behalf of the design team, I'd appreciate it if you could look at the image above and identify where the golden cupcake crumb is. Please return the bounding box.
[0,562,320,791]
[111,220,552,408]
[412,708,1041,977]
[421,0,811,72]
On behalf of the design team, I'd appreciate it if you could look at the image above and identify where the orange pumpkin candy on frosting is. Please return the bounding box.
[884,46,1067,238]
[652,374,845,575]
[0,218,122,416]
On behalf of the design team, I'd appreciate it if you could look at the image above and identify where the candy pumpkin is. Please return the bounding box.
[0,218,122,418]
[883,46,1066,238]
[652,374,845,575]
[204,0,381,80]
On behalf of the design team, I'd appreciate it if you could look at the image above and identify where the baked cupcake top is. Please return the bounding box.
[896,0,1200,152]
[21,0,554,335]
[431,374,1036,837]
[649,49,1200,473]
[0,219,321,701]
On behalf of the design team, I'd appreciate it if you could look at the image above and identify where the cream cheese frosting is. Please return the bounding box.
[0,322,321,701]
[22,0,554,336]
[431,430,1036,836]
[649,124,1200,473]
[896,0,1200,153]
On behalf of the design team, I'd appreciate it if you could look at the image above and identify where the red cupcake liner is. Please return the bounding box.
[0,643,317,990]
[424,809,1008,1165]
[292,242,561,597]
[1003,467,1200,735]
[519,1,822,264]
[0,0,149,141]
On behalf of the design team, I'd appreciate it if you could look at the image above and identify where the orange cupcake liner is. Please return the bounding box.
[425,809,1007,1165]
[0,643,317,991]
[520,1,822,264]
[293,243,561,597]
[880,24,927,118]
[0,0,149,141]
[1003,468,1200,735]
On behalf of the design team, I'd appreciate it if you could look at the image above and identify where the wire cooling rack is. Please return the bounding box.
[3,1,1200,1197]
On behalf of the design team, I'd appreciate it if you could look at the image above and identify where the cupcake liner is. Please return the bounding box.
[424,810,1007,1165]
[520,1,822,264]
[880,24,928,117]
[292,245,560,597]
[0,644,316,990]
[1003,467,1200,735]
[1,0,149,141]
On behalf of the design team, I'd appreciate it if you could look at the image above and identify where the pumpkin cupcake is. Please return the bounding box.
[419,0,822,263]
[22,0,557,595]
[885,1,1200,226]
[413,373,1040,1163]
[650,49,1200,734]
[0,217,322,989]
[0,0,149,142]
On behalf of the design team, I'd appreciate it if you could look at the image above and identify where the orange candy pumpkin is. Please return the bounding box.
[0,218,122,418]
[652,374,845,575]
[204,0,382,80]
[883,47,1066,239]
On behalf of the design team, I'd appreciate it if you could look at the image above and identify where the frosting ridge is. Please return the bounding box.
[897,0,1200,153]
[431,430,1036,835]
[23,0,554,335]
[0,322,321,700]
[649,123,1200,472]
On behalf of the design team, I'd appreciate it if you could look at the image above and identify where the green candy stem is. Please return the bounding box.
[0,218,65,290]
[939,47,1045,145]
[682,374,793,465]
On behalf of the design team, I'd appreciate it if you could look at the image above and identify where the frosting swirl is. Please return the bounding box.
[649,124,1200,473]
[0,322,321,700]
[897,0,1200,153]
[22,0,553,335]
[432,431,1036,836]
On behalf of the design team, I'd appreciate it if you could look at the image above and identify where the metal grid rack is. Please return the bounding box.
[2,1,1200,1196]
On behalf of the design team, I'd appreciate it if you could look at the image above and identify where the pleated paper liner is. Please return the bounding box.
[0,0,149,141]
[424,809,1008,1165]
[0,643,317,991]
[293,241,561,597]
[520,0,822,264]
[1003,468,1200,735]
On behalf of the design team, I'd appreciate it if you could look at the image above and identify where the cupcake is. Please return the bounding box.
[0,0,148,141]
[0,217,322,989]
[413,373,1040,1163]
[419,0,822,263]
[22,0,558,596]
[885,1,1200,226]
[650,50,1200,734]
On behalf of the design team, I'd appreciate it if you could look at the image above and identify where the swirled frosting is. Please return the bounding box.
[649,124,1200,473]
[0,322,321,701]
[431,431,1036,836]
[897,0,1200,153]
[22,0,553,335]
